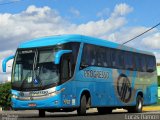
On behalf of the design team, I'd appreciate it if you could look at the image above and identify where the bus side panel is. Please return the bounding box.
[134,71,158,105]
[75,67,115,107]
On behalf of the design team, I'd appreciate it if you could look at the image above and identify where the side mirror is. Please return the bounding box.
[54,50,72,64]
[2,55,14,72]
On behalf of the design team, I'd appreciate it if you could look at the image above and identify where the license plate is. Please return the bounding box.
[28,103,36,107]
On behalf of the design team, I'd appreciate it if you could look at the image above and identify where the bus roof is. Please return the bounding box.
[19,34,154,56]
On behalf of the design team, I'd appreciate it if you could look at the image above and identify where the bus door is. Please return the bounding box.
[60,53,77,106]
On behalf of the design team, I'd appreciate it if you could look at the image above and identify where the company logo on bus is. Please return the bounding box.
[33,79,39,84]
[29,91,48,96]
[84,70,109,79]
[116,74,132,103]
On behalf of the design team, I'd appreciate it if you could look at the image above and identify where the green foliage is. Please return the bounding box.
[0,82,11,110]
[158,76,160,86]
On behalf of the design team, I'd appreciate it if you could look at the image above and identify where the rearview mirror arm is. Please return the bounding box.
[2,55,14,72]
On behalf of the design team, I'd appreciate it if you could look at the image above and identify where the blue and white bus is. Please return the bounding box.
[2,34,158,117]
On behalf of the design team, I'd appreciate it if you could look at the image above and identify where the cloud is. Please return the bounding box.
[106,27,148,43]
[0,4,134,79]
[112,3,133,17]
[1,3,160,80]
[0,4,133,52]
[0,5,68,51]
[70,3,133,37]
[97,8,110,18]
[70,7,80,17]
[142,32,160,49]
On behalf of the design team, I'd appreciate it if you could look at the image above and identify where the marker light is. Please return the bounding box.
[12,94,18,99]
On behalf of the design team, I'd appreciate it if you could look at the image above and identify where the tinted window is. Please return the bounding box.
[111,49,117,68]
[105,48,111,67]
[97,46,111,67]
[124,52,134,70]
[146,56,156,72]
[81,43,156,73]
[135,54,141,71]
[63,42,80,76]
[81,44,97,66]
[140,55,146,72]
[91,46,97,66]
[60,54,72,83]
[117,50,124,69]
[81,44,111,68]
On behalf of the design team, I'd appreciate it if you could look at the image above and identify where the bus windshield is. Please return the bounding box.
[12,49,59,91]
[11,42,80,91]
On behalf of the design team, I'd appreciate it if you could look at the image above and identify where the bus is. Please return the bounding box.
[2,34,158,117]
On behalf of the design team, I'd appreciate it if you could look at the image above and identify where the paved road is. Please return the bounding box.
[0,109,160,120]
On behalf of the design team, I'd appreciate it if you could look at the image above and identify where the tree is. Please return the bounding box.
[0,82,11,110]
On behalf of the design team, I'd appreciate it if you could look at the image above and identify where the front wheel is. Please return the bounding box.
[77,95,87,116]
[39,110,45,117]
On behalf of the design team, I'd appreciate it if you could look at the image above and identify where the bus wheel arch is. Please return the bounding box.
[77,90,91,115]
[128,91,143,113]
[80,90,91,108]
[137,91,143,98]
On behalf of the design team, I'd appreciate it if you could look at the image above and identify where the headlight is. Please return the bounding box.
[12,94,18,99]
[48,88,65,97]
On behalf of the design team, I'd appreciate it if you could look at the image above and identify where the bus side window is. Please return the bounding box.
[140,55,146,72]
[146,56,156,72]
[97,47,106,67]
[111,49,116,67]
[117,50,124,69]
[91,49,97,66]
[105,48,111,67]
[81,44,89,67]
[124,52,133,70]
[81,44,94,68]
[90,45,97,66]
[135,54,141,71]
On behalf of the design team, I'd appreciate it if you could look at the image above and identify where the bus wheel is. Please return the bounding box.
[128,95,143,113]
[39,110,45,117]
[77,95,87,116]
[135,95,143,113]
[97,107,112,114]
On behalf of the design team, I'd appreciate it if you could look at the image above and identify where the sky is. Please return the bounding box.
[0,0,160,81]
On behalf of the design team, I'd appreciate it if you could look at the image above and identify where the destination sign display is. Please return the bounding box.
[21,50,33,54]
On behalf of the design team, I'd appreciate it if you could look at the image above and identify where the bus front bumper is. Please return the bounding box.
[11,95,62,110]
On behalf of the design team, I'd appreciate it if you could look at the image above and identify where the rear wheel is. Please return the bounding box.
[128,95,143,113]
[77,95,87,116]
[39,110,45,117]
[97,107,112,114]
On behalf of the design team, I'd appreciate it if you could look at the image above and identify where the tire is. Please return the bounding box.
[97,107,112,114]
[77,95,87,116]
[128,95,143,113]
[39,110,45,117]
